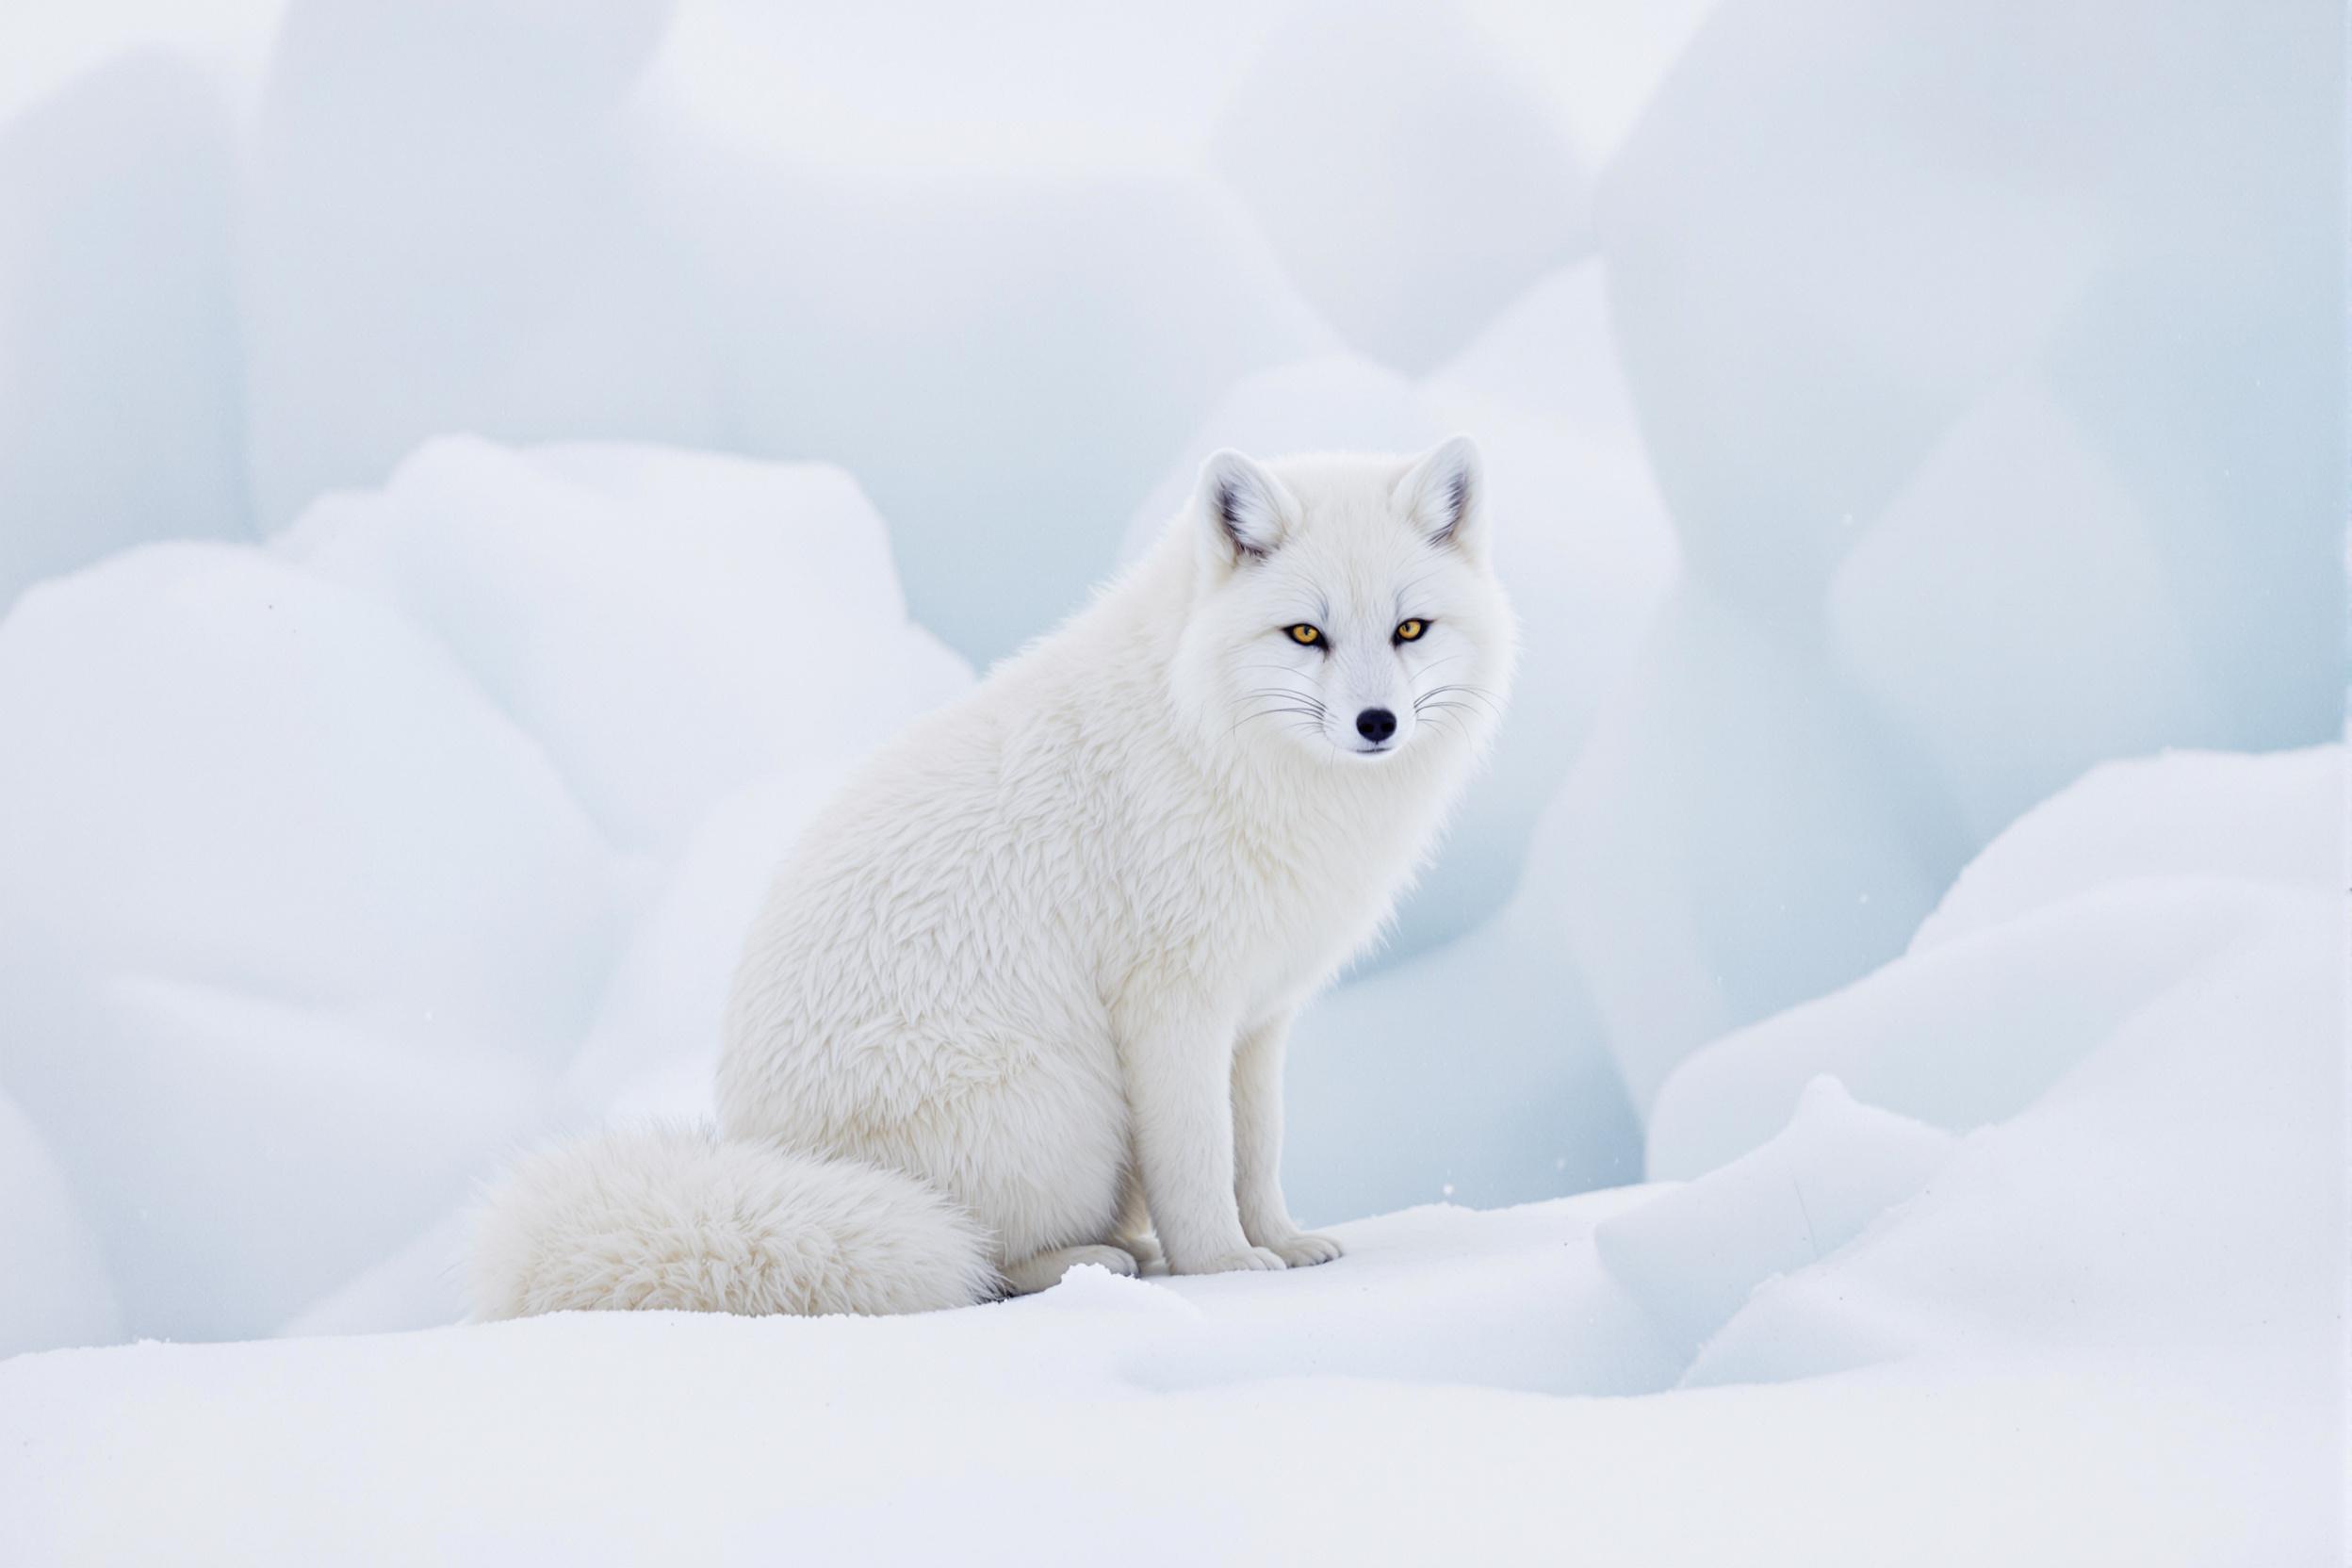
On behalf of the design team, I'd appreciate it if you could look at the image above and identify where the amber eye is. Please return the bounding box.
[1394,618,1428,644]
[1286,624,1323,646]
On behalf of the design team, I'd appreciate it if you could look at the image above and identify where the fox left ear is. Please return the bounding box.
[1395,435,1484,554]
[1196,449,1297,568]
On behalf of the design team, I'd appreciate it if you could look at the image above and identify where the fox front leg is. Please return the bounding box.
[1119,997,1285,1276]
[1232,1010,1343,1267]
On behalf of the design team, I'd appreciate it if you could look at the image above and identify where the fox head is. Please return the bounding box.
[1170,436,1514,773]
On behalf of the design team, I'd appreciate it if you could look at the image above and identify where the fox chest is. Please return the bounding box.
[1191,838,1415,1025]
[1099,773,1432,1024]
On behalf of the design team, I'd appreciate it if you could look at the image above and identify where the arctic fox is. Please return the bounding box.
[470,436,1514,1316]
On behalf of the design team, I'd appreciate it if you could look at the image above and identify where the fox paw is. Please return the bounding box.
[1179,1246,1288,1275]
[1119,1229,1168,1275]
[1263,1233,1344,1267]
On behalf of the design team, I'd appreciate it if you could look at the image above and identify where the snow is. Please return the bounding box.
[1647,746,2341,1181]
[1283,874,1642,1221]
[1554,0,2340,1104]
[1458,0,1720,168]
[667,159,1331,664]
[0,1088,122,1360]
[1211,0,1593,373]
[1829,382,2226,841]
[4,1042,2339,1563]
[282,437,967,854]
[1910,745,2344,952]
[1544,584,1968,1113]
[0,52,250,609]
[0,1,283,130]
[0,542,630,1051]
[1597,0,2341,709]
[1647,879,2311,1184]
[1689,906,2339,1389]
[642,3,1279,174]
[0,441,965,1346]
[1595,1075,1952,1365]
[239,0,710,536]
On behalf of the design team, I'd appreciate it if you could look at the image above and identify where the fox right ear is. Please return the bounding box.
[1395,434,1484,554]
[1196,449,1294,566]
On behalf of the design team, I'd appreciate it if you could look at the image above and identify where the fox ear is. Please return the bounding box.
[1197,449,1295,566]
[1395,435,1484,553]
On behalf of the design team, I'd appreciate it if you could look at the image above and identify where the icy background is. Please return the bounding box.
[0,0,2341,1484]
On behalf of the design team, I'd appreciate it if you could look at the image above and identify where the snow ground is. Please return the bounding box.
[1,1184,2335,1565]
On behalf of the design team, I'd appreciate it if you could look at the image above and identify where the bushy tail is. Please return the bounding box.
[468,1121,1000,1319]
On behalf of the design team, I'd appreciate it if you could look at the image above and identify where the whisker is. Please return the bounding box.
[1413,683,1500,714]
[1233,698,1330,736]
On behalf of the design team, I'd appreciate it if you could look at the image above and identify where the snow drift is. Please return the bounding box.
[0,440,966,1349]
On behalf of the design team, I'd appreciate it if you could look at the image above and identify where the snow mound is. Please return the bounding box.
[0,52,248,612]
[278,1207,471,1341]
[1602,0,2100,611]
[1560,0,2338,1129]
[1690,898,2339,1385]
[1911,745,2343,952]
[0,438,966,1350]
[283,437,967,854]
[1283,880,1641,1224]
[661,153,1331,665]
[0,1089,120,1361]
[1457,0,1719,168]
[1829,383,2227,841]
[1647,744,2341,1180]
[1211,0,1593,373]
[0,543,629,1050]
[1595,1076,1952,1367]
[241,0,704,534]
[560,764,858,1121]
[1549,586,1967,1115]
[2,972,546,1344]
[1595,0,2341,865]
[640,4,1279,175]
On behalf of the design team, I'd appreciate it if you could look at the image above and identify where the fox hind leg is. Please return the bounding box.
[1112,1168,1166,1275]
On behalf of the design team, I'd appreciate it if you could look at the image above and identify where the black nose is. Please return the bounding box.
[1356,707,1396,743]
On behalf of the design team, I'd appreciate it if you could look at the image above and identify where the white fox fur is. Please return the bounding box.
[470,437,1514,1319]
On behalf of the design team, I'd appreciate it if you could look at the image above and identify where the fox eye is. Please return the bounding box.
[1394,618,1428,644]
[1285,624,1323,646]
